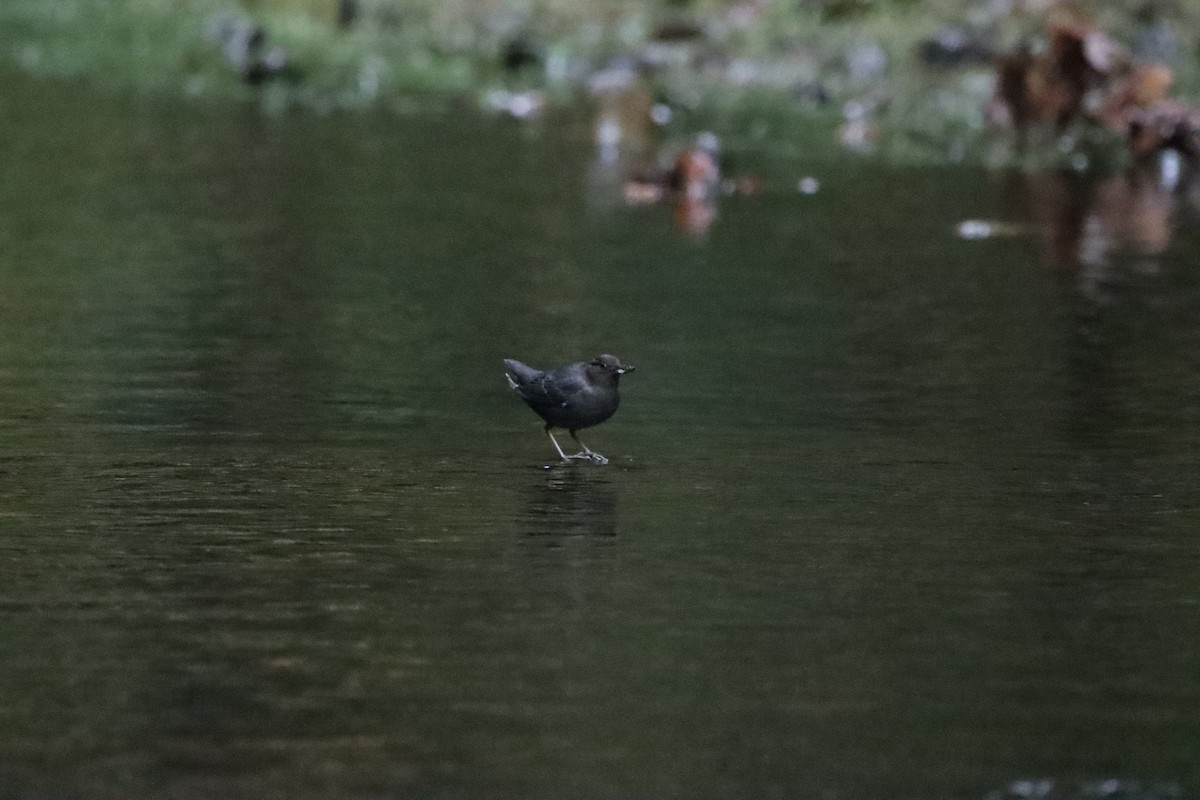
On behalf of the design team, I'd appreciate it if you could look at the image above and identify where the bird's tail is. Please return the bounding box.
[503,358,539,390]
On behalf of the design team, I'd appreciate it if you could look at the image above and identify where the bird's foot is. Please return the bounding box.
[566,451,608,465]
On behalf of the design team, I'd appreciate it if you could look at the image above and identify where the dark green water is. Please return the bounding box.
[2,74,1199,800]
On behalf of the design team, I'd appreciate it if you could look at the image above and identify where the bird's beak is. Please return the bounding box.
[618,364,635,374]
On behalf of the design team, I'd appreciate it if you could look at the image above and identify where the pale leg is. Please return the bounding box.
[545,428,570,461]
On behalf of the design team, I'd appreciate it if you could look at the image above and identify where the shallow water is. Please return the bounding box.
[1,74,1199,800]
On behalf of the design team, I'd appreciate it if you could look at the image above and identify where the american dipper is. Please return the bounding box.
[503,354,635,464]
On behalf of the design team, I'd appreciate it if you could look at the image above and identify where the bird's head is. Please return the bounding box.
[589,354,635,381]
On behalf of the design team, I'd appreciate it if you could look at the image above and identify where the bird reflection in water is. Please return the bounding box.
[510,470,620,609]
[521,468,618,542]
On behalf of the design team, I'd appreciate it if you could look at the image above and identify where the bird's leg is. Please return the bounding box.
[545,427,570,461]
[570,430,608,465]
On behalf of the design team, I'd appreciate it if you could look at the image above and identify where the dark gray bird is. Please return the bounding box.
[504,354,635,464]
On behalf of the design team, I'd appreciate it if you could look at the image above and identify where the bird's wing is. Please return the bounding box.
[505,360,593,414]
[526,372,579,410]
[549,364,596,405]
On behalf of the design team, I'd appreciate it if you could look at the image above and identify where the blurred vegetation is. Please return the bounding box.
[1,1,1198,164]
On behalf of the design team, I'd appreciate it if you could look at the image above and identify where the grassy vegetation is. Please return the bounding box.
[2,1,1198,164]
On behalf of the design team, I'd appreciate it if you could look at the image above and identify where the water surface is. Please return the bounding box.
[1,74,1199,800]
